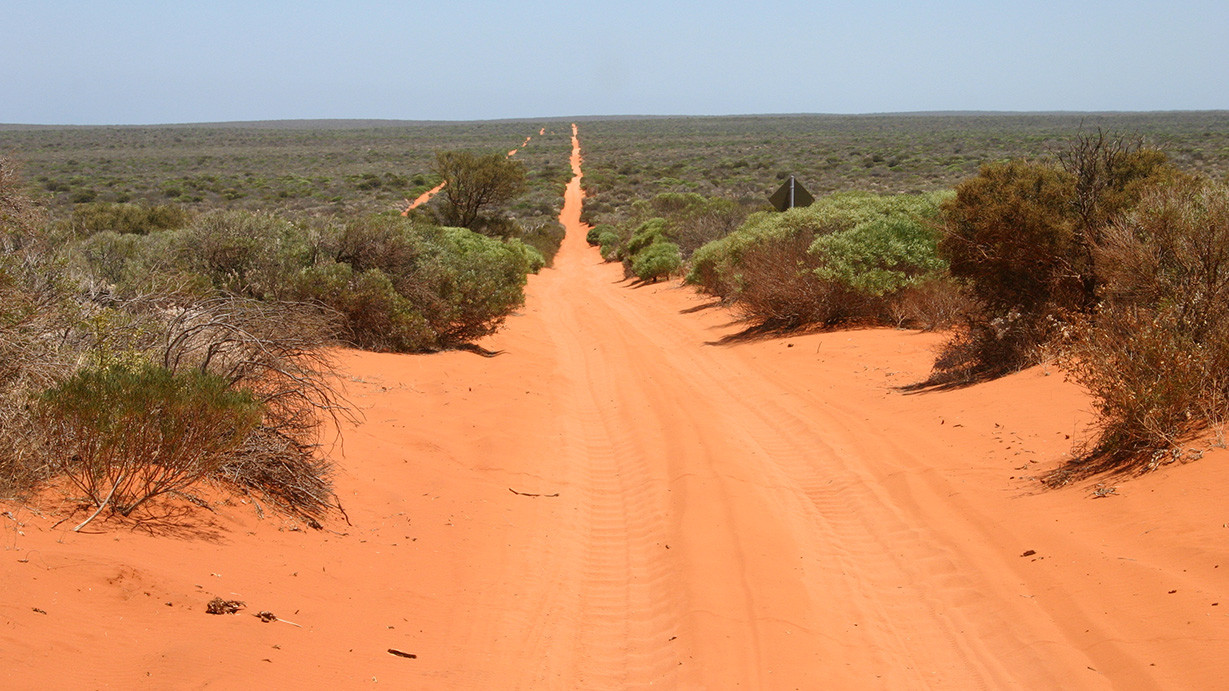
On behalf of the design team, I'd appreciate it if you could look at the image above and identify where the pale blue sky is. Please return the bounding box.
[3,0,1227,124]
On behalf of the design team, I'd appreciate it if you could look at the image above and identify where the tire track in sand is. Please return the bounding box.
[371,123,1165,689]
[449,123,1104,688]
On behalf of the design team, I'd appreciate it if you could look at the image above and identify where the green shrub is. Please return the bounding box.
[174,210,309,299]
[295,262,436,352]
[933,138,1182,380]
[36,364,262,518]
[939,160,1080,316]
[733,232,862,327]
[625,218,668,258]
[687,191,949,326]
[77,231,143,286]
[633,192,749,257]
[504,238,547,274]
[69,202,192,236]
[516,222,564,267]
[327,214,423,276]
[811,216,946,296]
[433,150,528,230]
[631,241,682,282]
[421,226,532,345]
[598,230,623,261]
[587,223,615,246]
[157,297,346,522]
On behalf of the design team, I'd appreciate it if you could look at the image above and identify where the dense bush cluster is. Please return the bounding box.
[0,158,543,523]
[686,191,955,329]
[621,131,1226,476]
[35,365,262,518]
[587,192,750,283]
[67,202,193,236]
[78,210,542,352]
[1054,178,1229,479]
[927,132,1229,476]
[935,136,1179,378]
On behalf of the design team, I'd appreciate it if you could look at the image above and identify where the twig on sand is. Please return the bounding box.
[73,478,124,532]
[387,648,417,659]
[255,610,302,627]
[508,488,559,498]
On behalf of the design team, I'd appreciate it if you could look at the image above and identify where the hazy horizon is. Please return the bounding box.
[4,0,1227,126]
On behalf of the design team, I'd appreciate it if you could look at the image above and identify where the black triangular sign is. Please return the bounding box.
[769,176,814,212]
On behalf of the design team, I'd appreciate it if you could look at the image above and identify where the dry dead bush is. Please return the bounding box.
[1048,180,1229,482]
[735,234,871,328]
[159,296,353,521]
[887,278,973,330]
[0,159,80,498]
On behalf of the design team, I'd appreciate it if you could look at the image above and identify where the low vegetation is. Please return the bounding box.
[0,152,542,525]
[933,134,1181,380]
[686,191,955,329]
[1051,178,1229,482]
[6,113,1229,518]
[594,122,1229,481]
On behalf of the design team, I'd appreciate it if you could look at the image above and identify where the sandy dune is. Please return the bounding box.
[4,124,1228,689]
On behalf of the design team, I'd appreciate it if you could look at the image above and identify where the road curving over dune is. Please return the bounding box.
[3,123,1227,689]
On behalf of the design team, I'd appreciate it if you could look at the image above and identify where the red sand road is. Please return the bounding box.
[508,135,533,157]
[400,181,446,216]
[4,123,1229,688]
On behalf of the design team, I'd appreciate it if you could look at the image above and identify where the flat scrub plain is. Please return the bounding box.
[577,112,1229,226]
[0,119,575,229]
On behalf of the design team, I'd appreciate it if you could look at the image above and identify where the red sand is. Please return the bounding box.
[400,181,446,216]
[4,124,1228,688]
[508,135,533,157]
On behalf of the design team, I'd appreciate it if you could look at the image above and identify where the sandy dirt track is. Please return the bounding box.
[3,124,1229,689]
[404,130,534,215]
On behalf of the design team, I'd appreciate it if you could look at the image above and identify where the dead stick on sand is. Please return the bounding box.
[387,649,417,659]
[73,477,124,532]
[508,488,559,498]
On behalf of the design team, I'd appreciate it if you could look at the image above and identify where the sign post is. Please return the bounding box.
[769,176,814,212]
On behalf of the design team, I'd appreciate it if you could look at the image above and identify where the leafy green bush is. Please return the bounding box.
[432,150,528,232]
[516,221,564,267]
[733,233,854,327]
[157,297,347,522]
[174,210,309,299]
[687,191,949,327]
[295,262,436,352]
[587,223,615,246]
[598,230,623,262]
[631,241,682,282]
[35,364,262,518]
[504,238,547,274]
[420,226,532,345]
[625,218,669,258]
[293,217,536,350]
[811,216,946,296]
[632,192,750,257]
[77,231,143,286]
